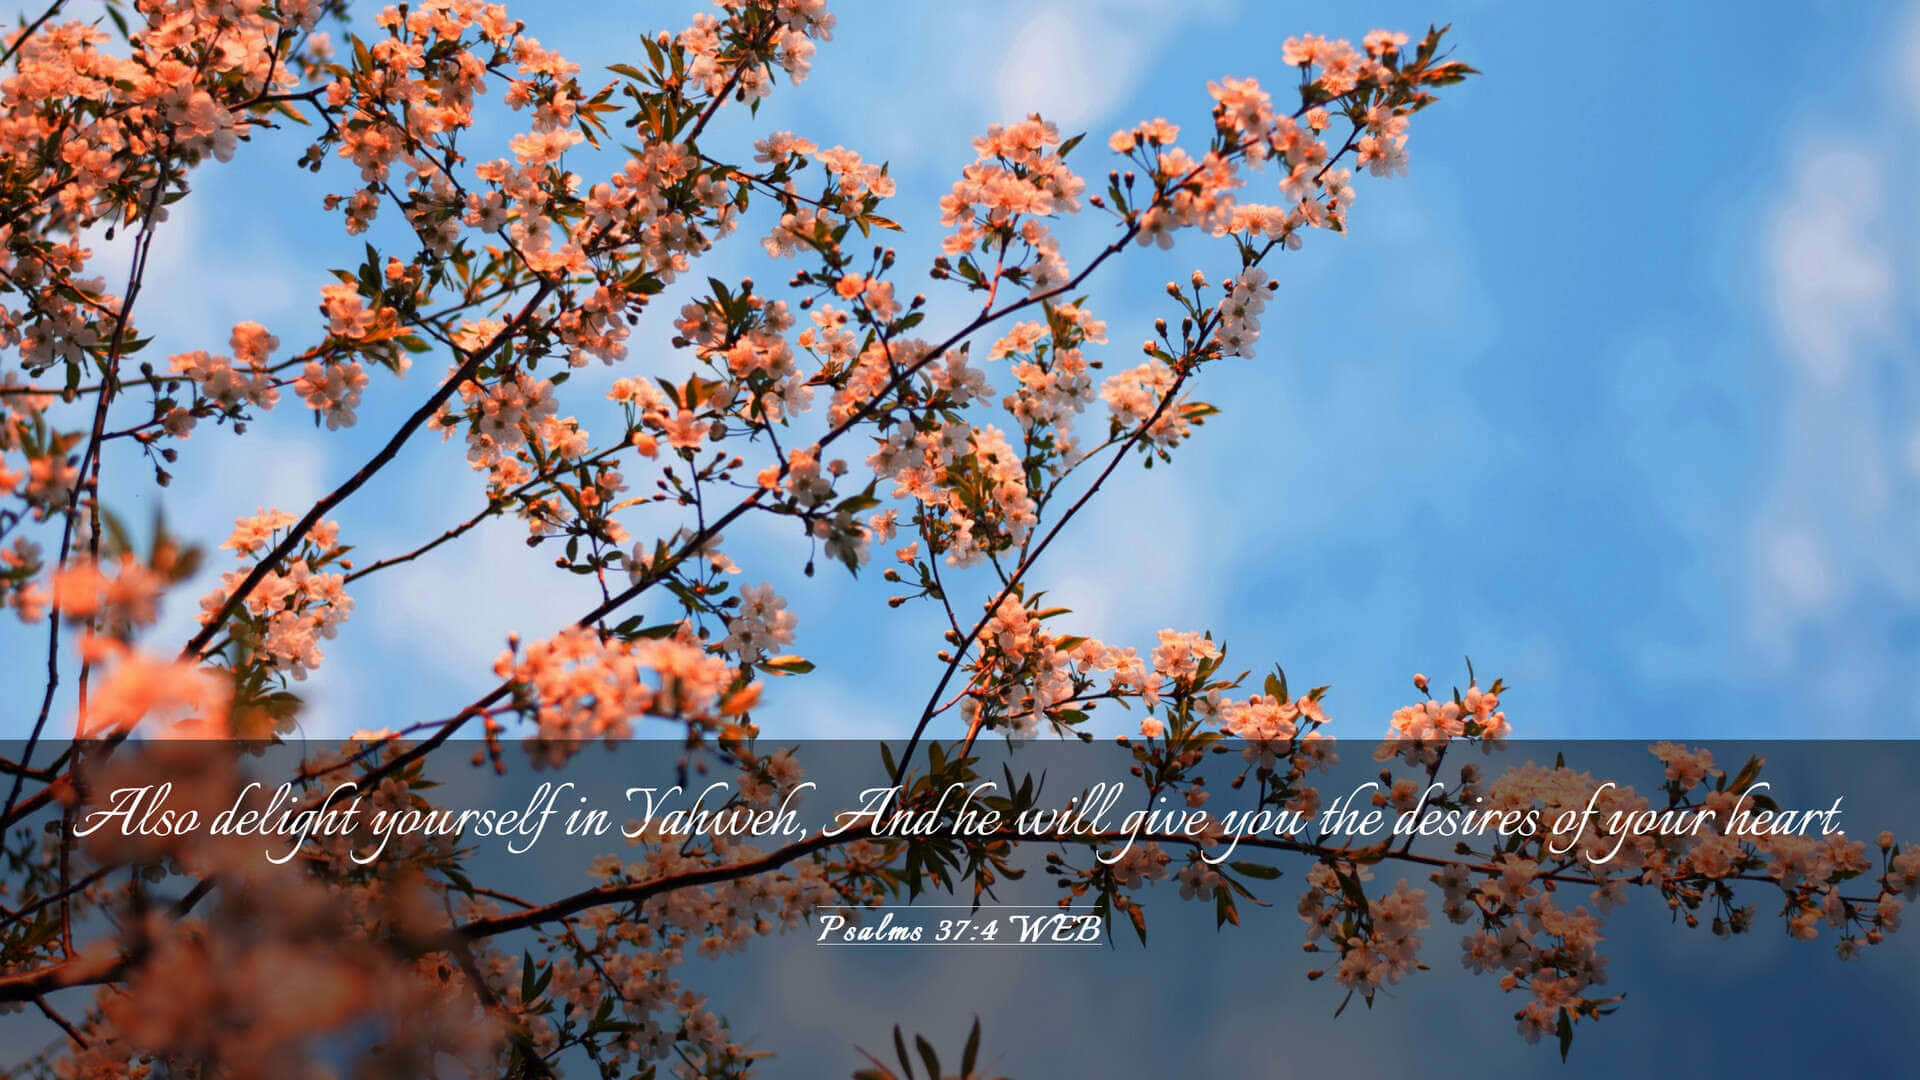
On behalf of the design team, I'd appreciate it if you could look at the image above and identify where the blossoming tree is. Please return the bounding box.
[0,1,1915,1076]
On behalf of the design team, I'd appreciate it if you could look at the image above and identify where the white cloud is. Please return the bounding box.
[1043,462,1220,663]
[1757,527,1835,615]
[989,0,1230,131]
[85,185,309,356]
[1744,5,1920,677]
[366,514,601,682]
[822,0,1225,167]
[1764,142,1892,386]
[992,6,1147,130]
[1747,147,1911,652]
[146,431,330,650]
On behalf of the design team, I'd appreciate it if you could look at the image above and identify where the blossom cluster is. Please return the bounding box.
[196,509,355,683]
[495,624,759,762]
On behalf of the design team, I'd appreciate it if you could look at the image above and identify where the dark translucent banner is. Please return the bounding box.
[1,738,1915,1078]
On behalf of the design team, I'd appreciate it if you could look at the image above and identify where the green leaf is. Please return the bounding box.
[99,507,133,559]
[892,1027,914,1080]
[914,1035,941,1080]
[1264,667,1289,701]
[1336,869,1369,908]
[836,491,881,515]
[1214,886,1239,928]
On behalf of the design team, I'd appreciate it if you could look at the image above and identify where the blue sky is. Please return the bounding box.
[9,0,1920,745]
